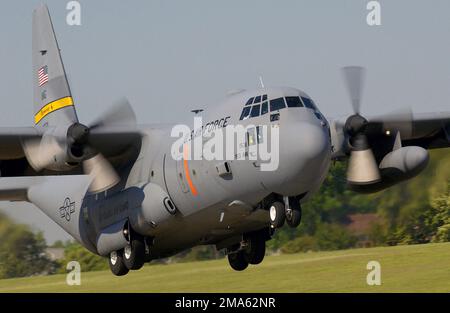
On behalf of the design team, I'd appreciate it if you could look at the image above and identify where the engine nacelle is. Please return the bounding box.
[129,183,177,236]
[22,125,84,172]
[349,146,429,193]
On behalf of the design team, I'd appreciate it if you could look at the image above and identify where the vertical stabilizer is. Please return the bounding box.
[32,4,78,127]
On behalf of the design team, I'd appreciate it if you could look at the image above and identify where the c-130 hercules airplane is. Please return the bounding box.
[0,4,449,276]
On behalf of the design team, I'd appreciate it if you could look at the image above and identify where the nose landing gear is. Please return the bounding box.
[268,196,302,229]
[285,196,302,228]
[268,201,286,228]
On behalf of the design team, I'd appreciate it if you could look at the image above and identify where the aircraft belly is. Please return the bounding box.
[147,197,270,258]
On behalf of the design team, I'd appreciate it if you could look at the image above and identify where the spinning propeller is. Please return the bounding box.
[341,66,381,185]
[23,98,136,193]
[341,66,414,185]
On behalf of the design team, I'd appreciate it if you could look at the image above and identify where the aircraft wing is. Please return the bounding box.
[0,126,142,177]
[382,111,450,149]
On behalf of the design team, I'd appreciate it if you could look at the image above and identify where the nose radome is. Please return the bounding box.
[294,122,330,161]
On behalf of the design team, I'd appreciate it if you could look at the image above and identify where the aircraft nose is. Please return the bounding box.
[267,121,331,195]
[295,123,330,161]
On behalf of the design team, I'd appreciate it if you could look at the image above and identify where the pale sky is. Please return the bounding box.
[1,0,450,242]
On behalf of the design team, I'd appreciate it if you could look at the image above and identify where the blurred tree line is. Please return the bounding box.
[274,149,450,253]
[0,213,58,279]
[0,151,448,278]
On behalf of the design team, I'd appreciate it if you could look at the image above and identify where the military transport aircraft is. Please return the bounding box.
[0,4,449,276]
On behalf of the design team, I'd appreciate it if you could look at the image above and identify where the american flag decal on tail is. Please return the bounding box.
[38,65,49,86]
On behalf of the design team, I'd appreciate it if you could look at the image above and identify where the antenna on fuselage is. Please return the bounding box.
[191,109,204,115]
[259,76,265,88]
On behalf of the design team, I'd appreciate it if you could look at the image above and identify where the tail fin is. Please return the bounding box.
[32,4,78,127]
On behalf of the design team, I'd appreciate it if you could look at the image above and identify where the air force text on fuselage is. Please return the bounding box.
[170,116,280,171]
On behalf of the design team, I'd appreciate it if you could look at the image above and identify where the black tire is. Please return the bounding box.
[269,201,285,228]
[228,251,249,271]
[286,208,302,228]
[108,250,129,276]
[244,236,266,265]
[123,235,146,270]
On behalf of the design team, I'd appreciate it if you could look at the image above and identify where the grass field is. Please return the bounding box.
[0,243,449,293]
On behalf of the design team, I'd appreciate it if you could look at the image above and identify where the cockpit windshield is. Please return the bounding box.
[240,94,320,120]
[301,97,316,110]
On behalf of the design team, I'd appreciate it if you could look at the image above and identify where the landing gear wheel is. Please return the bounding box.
[109,250,129,276]
[228,251,249,271]
[269,201,285,228]
[286,207,302,228]
[123,235,146,270]
[244,236,266,265]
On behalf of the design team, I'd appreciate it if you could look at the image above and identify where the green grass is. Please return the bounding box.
[1,243,449,293]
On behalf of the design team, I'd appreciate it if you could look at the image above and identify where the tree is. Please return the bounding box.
[427,182,450,243]
[58,242,108,273]
[0,213,58,279]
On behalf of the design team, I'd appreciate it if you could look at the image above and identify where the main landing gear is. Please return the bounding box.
[268,196,302,229]
[227,231,267,271]
[108,230,147,276]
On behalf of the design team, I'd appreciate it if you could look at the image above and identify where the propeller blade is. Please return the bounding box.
[22,136,64,171]
[89,97,136,130]
[341,66,366,115]
[82,153,120,193]
[346,134,381,184]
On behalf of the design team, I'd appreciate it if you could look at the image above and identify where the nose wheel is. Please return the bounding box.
[268,197,302,229]
[285,197,302,228]
[269,201,286,228]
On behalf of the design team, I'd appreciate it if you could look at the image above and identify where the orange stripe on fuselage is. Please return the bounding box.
[183,144,198,196]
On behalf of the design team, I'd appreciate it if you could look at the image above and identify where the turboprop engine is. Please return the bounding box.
[348,146,429,193]
[22,99,136,193]
[337,66,430,193]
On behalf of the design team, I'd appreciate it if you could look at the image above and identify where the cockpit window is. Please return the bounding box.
[239,106,251,120]
[262,94,268,101]
[301,97,316,110]
[261,102,268,115]
[254,95,261,103]
[285,96,303,108]
[245,97,254,106]
[270,97,286,111]
[250,105,260,117]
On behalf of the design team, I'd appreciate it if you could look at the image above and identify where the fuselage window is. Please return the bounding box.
[256,126,264,144]
[245,97,255,106]
[261,101,269,115]
[240,106,251,120]
[262,94,268,101]
[270,97,286,111]
[301,97,315,110]
[246,127,256,146]
[286,96,303,107]
[254,95,262,103]
[250,104,260,117]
